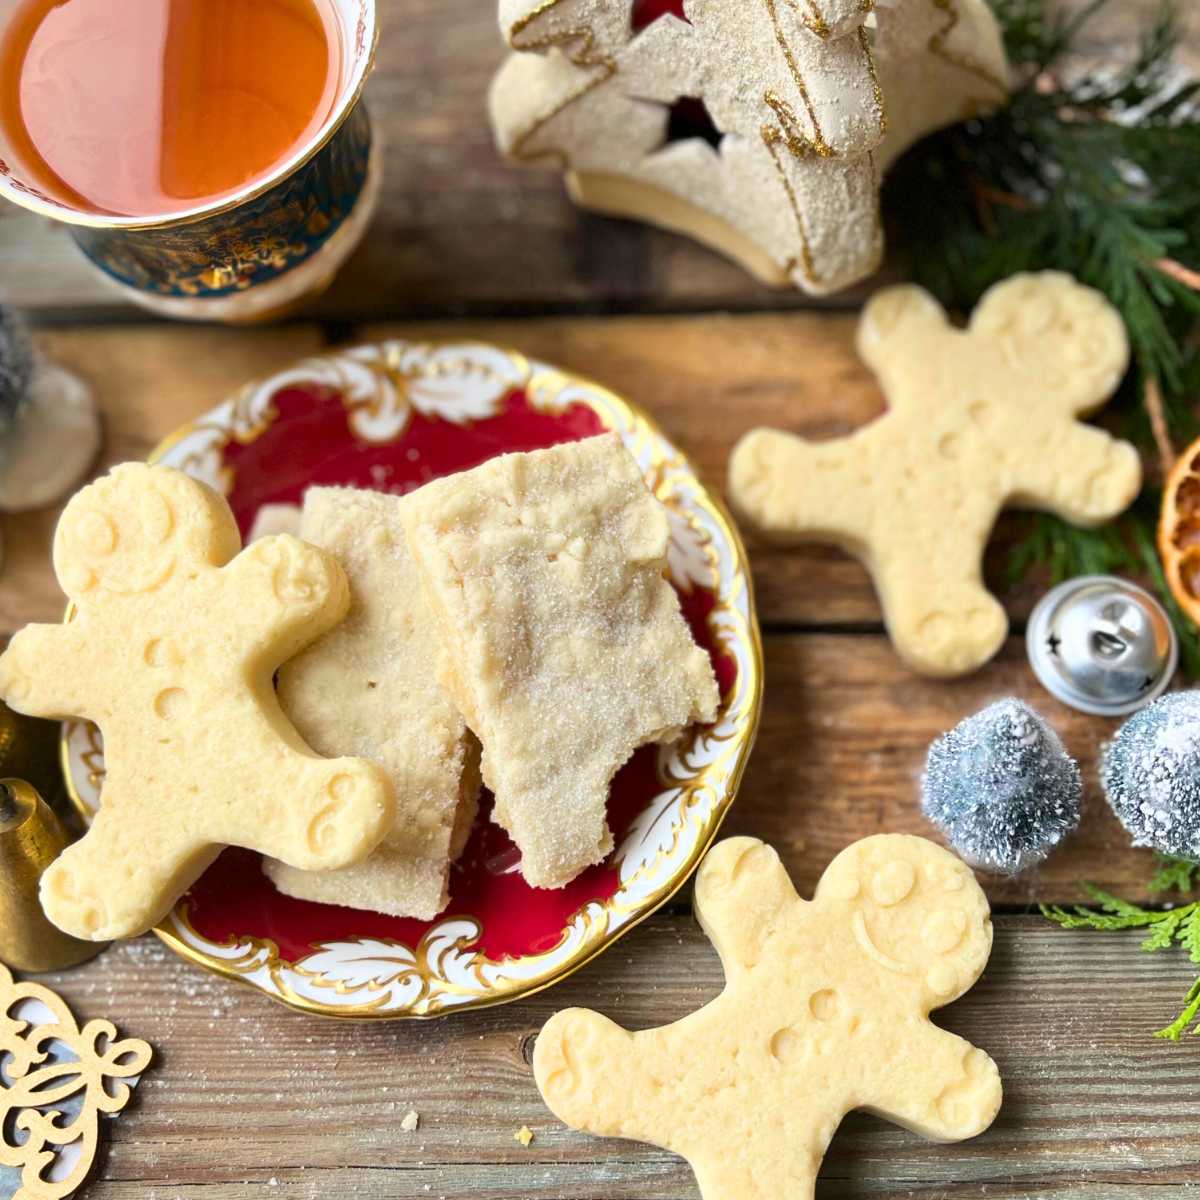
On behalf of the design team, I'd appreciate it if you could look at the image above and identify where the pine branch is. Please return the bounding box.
[885,0,1200,679]
[1149,854,1200,893]
[957,0,1200,1044]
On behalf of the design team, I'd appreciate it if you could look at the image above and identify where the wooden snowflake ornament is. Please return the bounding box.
[729,273,1142,677]
[0,962,152,1200]
[490,0,1009,294]
[534,835,1002,1200]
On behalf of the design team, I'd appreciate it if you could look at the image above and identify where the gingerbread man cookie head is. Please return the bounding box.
[816,834,992,1009]
[968,272,1131,414]
[53,463,240,605]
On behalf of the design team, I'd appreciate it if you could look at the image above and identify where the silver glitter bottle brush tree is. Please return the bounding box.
[0,302,101,530]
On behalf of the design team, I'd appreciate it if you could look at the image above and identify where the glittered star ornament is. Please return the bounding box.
[490,0,1009,294]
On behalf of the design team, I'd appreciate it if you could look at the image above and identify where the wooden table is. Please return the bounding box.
[2,3,1199,1196]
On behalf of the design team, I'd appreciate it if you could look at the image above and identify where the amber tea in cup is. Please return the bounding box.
[0,0,379,322]
[1,0,343,217]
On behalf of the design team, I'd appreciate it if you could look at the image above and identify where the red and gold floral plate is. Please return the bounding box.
[62,341,762,1018]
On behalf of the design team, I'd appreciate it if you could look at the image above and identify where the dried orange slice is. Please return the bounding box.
[1160,435,1200,624]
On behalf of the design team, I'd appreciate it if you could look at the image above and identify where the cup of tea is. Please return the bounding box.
[0,0,379,322]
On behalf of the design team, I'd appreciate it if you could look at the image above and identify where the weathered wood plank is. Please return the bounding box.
[3,313,1054,635]
[1,315,1172,903]
[738,633,1162,906]
[36,915,1200,1199]
[0,0,1192,320]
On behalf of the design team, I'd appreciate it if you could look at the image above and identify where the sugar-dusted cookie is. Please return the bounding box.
[0,464,393,940]
[267,487,481,920]
[489,0,1007,295]
[401,434,719,889]
[535,835,1001,1199]
[729,272,1141,676]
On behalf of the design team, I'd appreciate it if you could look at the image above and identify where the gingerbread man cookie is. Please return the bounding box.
[0,464,393,940]
[535,835,1001,1200]
[729,272,1142,676]
[490,0,1007,294]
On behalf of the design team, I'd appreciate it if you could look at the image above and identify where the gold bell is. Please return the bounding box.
[0,778,101,972]
[0,699,66,810]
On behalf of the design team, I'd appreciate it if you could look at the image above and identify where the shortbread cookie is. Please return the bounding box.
[729,273,1141,677]
[0,463,393,940]
[247,501,302,542]
[401,434,719,888]
[490,0,1006,295]
[535,835,1002,1200]
[267,487,481,920]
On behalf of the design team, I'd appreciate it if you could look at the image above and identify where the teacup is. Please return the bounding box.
[0,0,379,323]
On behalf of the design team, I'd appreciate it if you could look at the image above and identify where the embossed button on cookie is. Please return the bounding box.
[534,835,1001,1200]
[1027,575,1178,717]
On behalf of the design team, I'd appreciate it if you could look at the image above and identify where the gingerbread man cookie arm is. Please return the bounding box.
[728,427,875,548]
[864,1027,1002,1143]
[1007,423,1142,526]
[535,1008,675,1143]
[0,623,102,720]
[693,837,804,975]
[856,284,953,411]
[216,535,351,665]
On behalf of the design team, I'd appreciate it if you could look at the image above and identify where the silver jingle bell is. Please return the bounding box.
[1026,575,1178,717]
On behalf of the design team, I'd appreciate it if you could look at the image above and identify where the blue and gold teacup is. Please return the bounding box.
[0,0,379,323]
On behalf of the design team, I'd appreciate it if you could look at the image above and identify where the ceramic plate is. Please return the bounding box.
[62,341,762,1017]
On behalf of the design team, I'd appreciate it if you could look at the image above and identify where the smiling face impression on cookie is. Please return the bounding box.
[816,835,993,1008]
[53,462,240,603]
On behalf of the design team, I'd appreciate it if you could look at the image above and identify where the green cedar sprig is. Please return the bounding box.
[1042,856,1200,1039]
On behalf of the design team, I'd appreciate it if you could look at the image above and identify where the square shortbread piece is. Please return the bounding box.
[400,434,720,889]
[266,487,480,919]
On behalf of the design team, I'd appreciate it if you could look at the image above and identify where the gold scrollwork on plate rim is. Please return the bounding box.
[61,340,764,1019]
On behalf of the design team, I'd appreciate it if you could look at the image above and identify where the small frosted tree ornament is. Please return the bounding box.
[0,302,101,512]
[1103,692,1200,862]
[922,699,1083,874]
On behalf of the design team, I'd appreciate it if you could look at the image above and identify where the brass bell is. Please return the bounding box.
[0,778,101,972]
[0,697,70,815]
